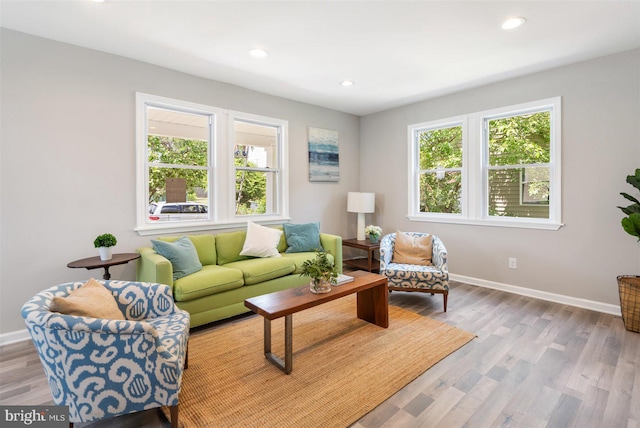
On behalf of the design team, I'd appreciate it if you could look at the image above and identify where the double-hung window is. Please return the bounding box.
[136,93,289,234]
[233,118,283,216]
[411,119,465,215]
[408,97,561,230]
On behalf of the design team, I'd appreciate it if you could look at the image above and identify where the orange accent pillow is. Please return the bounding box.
[392,231,433,266]
[51,278,125,320]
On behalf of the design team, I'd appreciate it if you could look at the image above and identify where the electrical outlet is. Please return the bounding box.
[509,257,517,269]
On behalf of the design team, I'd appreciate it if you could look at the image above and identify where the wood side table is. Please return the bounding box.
[342,238,380,272]
[67,253,140,280]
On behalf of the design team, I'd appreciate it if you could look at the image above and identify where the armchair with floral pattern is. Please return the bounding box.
[379,232,449,312]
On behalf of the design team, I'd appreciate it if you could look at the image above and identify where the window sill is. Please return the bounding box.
[407,215,563,231]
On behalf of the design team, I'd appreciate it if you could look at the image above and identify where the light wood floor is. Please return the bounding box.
[2,280,639,427]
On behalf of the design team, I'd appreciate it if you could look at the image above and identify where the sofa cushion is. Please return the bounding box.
[215,230,250,265]
[173,265,245,302]
[224,257,296,285]
[157,234,216,266]
[282,252,335,274]
[392,231,433,266]
[240,221,283,258]
[152,236,203,280]
[51,278,125,320]
[283,222,322,253]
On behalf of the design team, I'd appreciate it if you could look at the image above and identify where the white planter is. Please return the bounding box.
[98,247,112,261]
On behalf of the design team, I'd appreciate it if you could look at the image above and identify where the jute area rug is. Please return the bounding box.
[169,294,475,428]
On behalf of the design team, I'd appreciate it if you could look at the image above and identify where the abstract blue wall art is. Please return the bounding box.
[308,127,339,182]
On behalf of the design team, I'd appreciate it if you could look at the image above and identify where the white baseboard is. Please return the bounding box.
[0,328,31,346]
[450,273,622,316]
[0,275,622,347]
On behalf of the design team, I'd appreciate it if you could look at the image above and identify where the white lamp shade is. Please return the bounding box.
[347,192,375,214]
[347,192,375,241]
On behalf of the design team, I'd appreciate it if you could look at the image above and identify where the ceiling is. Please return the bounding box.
[1,1,639,116]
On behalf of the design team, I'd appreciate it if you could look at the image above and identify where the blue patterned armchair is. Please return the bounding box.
[379,232,449,312]
[21,280,190,427]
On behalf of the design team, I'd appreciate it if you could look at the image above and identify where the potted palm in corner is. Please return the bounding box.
[300,250,338,294]
[617,168,640,333]
[94,233,117,261]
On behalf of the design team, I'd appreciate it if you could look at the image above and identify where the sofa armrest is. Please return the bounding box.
[136,247,174,287]
[320,233,343,273]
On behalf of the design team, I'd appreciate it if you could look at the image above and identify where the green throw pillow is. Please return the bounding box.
[152,236,203,281]
[283,222,322,253]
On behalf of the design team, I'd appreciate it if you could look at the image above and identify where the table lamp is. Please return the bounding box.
[347,192,375,241]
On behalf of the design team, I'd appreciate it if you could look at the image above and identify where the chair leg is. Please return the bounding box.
[443,291,448,312]
[184,345,189,370]
[170,405,179,428]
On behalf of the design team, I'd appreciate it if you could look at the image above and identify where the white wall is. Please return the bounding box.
[361,49,640,306]
[0,29,360,335]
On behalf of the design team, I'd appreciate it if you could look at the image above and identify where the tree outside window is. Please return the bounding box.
[136,93,290,233]
[486,110,551,219]
[417,124,463,214]
[234,120,280,216]
[408,97,560,229]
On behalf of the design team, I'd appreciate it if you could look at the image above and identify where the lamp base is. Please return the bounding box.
[356,212,365,241]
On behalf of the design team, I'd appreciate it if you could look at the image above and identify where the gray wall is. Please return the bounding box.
[360,49,640,305]
[0,29,360,335]
[2,29,638,337]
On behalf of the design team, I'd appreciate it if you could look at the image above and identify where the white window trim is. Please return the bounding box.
[135,93,289,236]
[408,97,562,230]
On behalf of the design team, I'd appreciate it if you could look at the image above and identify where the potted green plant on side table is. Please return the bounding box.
[94,233,117,261]
[300,250,338,294]
[617,168,640,333]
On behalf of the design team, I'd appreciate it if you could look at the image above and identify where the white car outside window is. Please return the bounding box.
[148,202,208,222]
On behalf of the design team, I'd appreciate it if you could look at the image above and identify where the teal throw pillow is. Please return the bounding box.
[152,236,203,281]
[283,222,322,253]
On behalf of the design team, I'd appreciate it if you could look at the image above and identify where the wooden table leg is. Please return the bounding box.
[356,281,389,328]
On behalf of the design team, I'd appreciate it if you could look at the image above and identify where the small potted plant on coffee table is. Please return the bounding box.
[94,233,117,261]
[300,250,338,294]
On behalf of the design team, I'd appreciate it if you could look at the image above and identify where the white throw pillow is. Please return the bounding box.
[240,221,283,258]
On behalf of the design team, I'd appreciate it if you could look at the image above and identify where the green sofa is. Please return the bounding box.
[136,227,342,327]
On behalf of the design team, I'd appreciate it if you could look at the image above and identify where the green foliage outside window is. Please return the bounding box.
[487,111,551,217]
[418,126,462,213]
[147,135,208,203]
[417,111,551,217]
[235,158,267,215]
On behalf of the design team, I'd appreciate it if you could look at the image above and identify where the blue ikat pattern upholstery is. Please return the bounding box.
[21,280,190,424]
[380,232,449,311]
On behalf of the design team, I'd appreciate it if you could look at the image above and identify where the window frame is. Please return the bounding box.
[407,116,468,219]
[135,93,289,235]
[408,97,562,230]
[227,112,289,221]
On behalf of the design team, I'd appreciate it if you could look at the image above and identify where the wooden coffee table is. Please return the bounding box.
[244,270,388,374]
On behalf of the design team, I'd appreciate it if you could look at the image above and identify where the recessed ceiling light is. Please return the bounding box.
[340,80,355,87]
[249,48,269,58]
[502,17,526,30]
